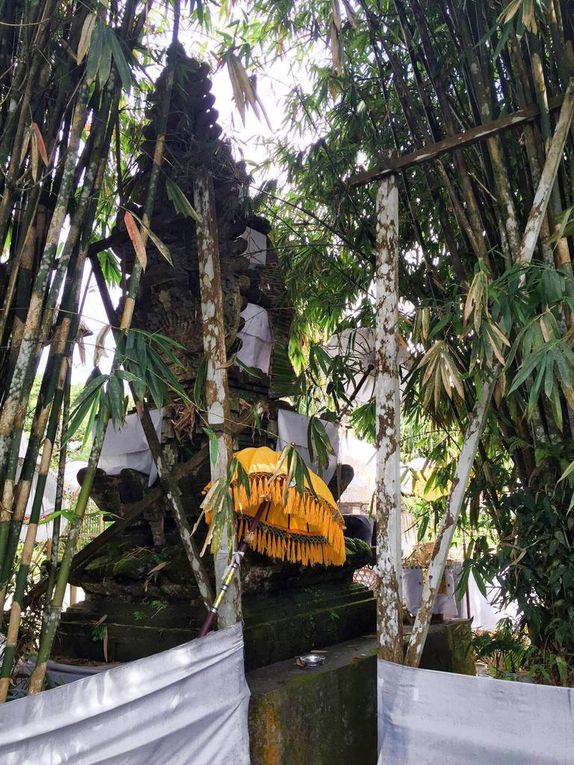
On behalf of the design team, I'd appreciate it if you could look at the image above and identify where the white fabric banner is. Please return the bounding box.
[378,659,574,764]
[98,409,163,487]
[277,409,339,483]
[239,227,267,267]
[0,625,250,765]
[236,302,273,374]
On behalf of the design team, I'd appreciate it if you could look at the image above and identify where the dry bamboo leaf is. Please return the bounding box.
[93,324,111,367]
[126,209,173,265]
[226,52,272,130]
[77,334,86,365]
[488,332,506,365]
[494,370,506,405]
[341,0,358,28]
[421,307,429,342]
[30,131,39,181]
[19,126,31,167]
[561,383,574,410]
[31,123,49,166]
[146,561,168,576]
[124,211,147,271]
[330,0,345,75]
[433,362,442,410]
[463,271,485,328]
[422,355,437,386]
[77,12,97,64]
[539,315,553,343]
[440,358,453,400]
[226,54,247,125]
[103,625,109,662]
[488,321,511,347]
[417,340,443,370]
[443,354,465,399]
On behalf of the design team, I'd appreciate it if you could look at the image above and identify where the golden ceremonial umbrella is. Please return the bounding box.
[199,446,346,636]
[224,446,346,567]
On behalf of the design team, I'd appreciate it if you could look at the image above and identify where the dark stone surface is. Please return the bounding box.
[248,620,475,765]
[55,580,376,671]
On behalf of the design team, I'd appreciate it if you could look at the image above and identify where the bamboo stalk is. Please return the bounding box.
[0,81,90,477]
[0,81,120,606]
[405,374,496,667]
[374,175,403,663]
[0,354,69,701]
[28,0,181,694]
[194,166,242,628]
[404,74,574,666]
[41,361,71,633]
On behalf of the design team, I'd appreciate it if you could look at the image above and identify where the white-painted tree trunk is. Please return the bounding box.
[374,175,403,663]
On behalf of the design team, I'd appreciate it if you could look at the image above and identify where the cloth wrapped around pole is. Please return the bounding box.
[0,625,250,765]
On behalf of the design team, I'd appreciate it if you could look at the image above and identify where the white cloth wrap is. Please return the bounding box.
[378,659,574,764]
[239,227,267,267]
[0,625,250,765]
[277,409,339,483]
[236,303,272,374]
[98,409,163,487]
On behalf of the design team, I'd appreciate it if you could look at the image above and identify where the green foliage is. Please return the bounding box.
[474,618,574,687]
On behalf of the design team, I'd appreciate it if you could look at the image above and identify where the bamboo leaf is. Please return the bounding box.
[77,12,97,64]
[127,210,173,265]
[106,28,132,90]
[165,177,201,223]
[93,324,111,367]
[30,131,39,181]
[31,123,49,166]
[204,426,219,465]
[85,21,103,84]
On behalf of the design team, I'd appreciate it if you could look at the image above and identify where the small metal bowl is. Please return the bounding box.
[298,654,326,668]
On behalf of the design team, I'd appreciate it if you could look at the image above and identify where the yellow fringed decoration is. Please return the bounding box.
[205,447,346,567]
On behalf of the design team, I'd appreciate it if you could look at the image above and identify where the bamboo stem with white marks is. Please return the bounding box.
[374,175,403,663]
[194,166,242,629]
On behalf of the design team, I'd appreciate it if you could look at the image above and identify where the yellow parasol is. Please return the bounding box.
[199,446,346,637]
[206,446,346,567]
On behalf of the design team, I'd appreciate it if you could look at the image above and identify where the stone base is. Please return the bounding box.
[248,620,474,765]
[55,581,376,671]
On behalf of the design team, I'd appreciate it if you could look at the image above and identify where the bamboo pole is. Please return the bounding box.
[404,74,574,668]
[374,175,403,663]
[0,354,70,700]
[193,166,242,629]
[0,81,120,609]
[404,375,496,667]
[0,81,90,477]
[518,78,574,266]
[28,1,182,694]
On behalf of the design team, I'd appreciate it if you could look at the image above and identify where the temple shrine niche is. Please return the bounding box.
[59,49,375,669]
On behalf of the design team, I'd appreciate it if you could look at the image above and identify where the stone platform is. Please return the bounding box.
[248,620,474,765]
[55,581,376,671]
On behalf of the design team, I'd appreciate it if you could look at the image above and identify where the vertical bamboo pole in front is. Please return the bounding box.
[374,174,403,664]
[194,166,242,630]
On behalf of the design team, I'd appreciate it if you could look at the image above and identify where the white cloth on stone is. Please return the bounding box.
[378,658,574,764]
[239,227,267,267]
[277,409,339,483]
[236,303,272,375]
[98,409,163,487]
